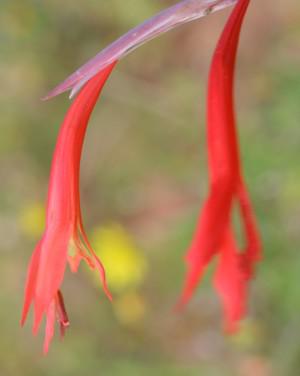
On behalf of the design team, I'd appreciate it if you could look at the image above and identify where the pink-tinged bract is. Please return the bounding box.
[21,62,117,353]
[179,0,261,330]
[43,0,238,100]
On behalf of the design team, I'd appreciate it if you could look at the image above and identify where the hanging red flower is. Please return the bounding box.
[178,0,261,331]
[21,62,117,353]
[22,0,262,351]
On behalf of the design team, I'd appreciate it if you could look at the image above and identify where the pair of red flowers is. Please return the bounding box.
[22,0,261,353]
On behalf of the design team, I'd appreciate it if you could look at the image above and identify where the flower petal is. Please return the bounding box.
[214,229,246,332]
[22,62,117,350]
[21,240,42,326]
[43,299,56,354]
[180,0,259,328]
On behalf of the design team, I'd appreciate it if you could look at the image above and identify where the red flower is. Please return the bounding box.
[22,0,263,352]
[21,62,117,353]
[179,0,261,330]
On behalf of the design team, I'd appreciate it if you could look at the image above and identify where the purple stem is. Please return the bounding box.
[44,0,237,100]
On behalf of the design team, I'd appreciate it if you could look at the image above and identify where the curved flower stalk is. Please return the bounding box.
[21,62,117,353]
[179,0,261,330]
[43,0,237,100]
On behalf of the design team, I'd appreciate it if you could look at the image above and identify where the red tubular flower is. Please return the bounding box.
[22,0,264,353]
[21,62,117,353]
[179,0,261,330]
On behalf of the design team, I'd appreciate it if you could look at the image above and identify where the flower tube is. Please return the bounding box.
[179,0,261,330]
[21,62,117,353]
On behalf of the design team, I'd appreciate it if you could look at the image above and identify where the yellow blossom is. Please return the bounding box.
[91,224,147,293]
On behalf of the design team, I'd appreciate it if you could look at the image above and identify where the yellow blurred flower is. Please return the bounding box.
[91,224,147,293]
[113,291,147,326]
[19,202,45,239]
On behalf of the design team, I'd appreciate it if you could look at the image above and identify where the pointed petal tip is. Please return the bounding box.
[104,286,113,302]
[59,320,70,339]
[69,80,85,99]
[43,342,50,355]
[175,280,197,311]
[41,89,70,102]
[33,304,45,336]
[20,309,29,328]
[32,321,41,336]
[40,94,51,101]
[20,308,28,327]
[223,317,241,335]
[224,315,242,333]
[43,338,52,355]
[173,296,188,313]
[41,89,61,101]
[92,259,113,301]
[41,81,75,101]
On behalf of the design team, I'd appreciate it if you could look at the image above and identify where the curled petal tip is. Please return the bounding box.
[59,320,70,339]
[103,285,113,302]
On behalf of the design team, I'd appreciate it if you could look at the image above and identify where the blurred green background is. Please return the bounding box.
[1,0,300,375]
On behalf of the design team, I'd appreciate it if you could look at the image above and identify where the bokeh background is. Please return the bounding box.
[1,0,300,375]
